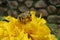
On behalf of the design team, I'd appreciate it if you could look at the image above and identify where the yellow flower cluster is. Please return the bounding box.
[0,10,57,40]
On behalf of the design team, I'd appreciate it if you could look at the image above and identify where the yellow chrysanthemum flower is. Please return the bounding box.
[0,10,57,40]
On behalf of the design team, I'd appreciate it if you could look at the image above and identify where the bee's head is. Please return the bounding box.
[18,11,31,24]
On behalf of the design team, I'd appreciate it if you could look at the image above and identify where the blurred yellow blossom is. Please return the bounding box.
[0,10,57,40]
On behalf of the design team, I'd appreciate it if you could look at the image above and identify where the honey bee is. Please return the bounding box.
[18,11,31,24]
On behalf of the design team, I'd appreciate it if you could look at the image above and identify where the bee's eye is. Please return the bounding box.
[22,17,24,19]
[19,17,21,20]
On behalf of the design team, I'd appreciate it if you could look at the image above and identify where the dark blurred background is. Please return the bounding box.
[0,0,60,40]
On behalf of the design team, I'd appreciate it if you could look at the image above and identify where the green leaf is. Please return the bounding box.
[0,17,4,21]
